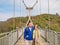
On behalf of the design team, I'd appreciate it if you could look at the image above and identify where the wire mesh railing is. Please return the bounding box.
[0,28,23,45]
[40,28,60,45]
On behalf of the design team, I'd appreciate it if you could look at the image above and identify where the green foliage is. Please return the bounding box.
[0,14,60,33]
[32,14,60,32]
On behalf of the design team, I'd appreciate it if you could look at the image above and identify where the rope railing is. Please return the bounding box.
[0,28,23,45]
[39,28,60,45]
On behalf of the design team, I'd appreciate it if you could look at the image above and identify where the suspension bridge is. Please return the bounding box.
[0,27,60,45]
[0,0,60,45]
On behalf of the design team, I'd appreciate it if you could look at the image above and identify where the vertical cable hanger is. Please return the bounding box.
[48,0,50,30]
[48,0,49,14]
[19,2,21,26]
[39,0,41,28]
[40,0,41,14]
[13,0,15,30]
[20,0,22,28]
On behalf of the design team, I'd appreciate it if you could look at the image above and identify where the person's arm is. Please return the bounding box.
[37,30,40,41]
[24,28,27,39]
[33,30,35,39]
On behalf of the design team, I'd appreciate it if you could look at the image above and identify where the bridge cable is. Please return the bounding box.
[48,0,50,30]
[23,0,38,26]
[40,0,41,14]
[13,0,16,30]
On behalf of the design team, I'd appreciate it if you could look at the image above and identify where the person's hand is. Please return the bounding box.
[33,38,35,42]
[24,39,25,42]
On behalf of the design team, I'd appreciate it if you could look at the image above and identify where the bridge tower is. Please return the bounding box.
[23,0,38,26]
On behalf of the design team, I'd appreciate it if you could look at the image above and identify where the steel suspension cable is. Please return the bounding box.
[48,0,49,14]
[20,0,21,28]
[48,0,50,30]
[23,0,38,26]
[40,0,41,14]
[13,0,15,30]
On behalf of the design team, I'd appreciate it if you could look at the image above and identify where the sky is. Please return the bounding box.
[0,0,60,21]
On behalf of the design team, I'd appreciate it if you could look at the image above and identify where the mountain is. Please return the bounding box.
[0,14,60,33]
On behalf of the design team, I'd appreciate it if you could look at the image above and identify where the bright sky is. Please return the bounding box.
[0,0,60,21]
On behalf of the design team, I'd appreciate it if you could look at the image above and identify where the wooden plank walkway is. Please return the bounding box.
[15,35,49,45]
[15,36,25,45]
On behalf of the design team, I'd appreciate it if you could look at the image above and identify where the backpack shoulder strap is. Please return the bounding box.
[25,27,29,31]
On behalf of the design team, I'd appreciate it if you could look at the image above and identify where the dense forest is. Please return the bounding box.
[0,14,60,33]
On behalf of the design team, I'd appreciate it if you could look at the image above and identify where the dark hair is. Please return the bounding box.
[27,20,31,26]
[34,24,39,29]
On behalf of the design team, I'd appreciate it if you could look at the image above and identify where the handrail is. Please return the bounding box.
[0,28,23,45]
[39,27,60,45]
